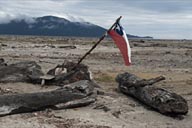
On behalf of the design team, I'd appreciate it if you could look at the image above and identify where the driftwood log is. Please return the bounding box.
[116,72,188,115]
[0,80,95,116]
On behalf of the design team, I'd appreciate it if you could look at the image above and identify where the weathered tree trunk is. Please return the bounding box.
[116,72,188,115]
[0,80,95,116]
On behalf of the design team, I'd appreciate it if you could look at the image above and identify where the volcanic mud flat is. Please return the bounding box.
[0,36,192,128]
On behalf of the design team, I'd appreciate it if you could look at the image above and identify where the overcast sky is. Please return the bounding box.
[0,0,192,39]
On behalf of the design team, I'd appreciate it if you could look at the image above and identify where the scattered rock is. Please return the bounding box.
[0,87,16,94]
[93,104,110,112]
[96,90,105,95]
[0,58,7,66]
[1,43,7,47]
[165,51,171,54]
[112,110,121,118]
[58,45,76,49]
[185,50,192,56]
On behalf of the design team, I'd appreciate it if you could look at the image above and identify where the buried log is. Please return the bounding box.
[0,80,95,116]
[0,60,44,83]
[116,72,188,115]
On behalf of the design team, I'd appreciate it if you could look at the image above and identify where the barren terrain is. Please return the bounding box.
[0,36,192,128]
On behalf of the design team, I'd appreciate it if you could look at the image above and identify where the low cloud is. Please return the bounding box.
[0,13,35,24]
[0,0,191,39]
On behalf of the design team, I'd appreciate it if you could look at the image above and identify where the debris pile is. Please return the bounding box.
[0,58,188,118]
[0,59,96,116]
[45,61,92,86]
[0,59,92,86]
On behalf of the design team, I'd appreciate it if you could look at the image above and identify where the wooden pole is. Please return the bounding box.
[74,16,122,68]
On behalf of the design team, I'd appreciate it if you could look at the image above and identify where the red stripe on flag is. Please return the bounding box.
[108,30,131,66]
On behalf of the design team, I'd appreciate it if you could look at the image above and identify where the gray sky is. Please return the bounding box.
[0,0,192,39]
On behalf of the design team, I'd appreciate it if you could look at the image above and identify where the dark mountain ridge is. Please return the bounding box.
[0,16,152,38]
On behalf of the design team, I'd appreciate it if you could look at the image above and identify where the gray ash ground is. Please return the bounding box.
[0,36,192,128]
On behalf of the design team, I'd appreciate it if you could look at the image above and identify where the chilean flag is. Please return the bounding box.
[108,22,131,66]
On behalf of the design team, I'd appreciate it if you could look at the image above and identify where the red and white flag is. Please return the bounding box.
[108,21,131,66]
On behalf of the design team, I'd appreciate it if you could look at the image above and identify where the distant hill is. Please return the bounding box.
[0,15,152,38]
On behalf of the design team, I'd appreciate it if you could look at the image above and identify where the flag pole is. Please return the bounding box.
[74,16,122,68]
